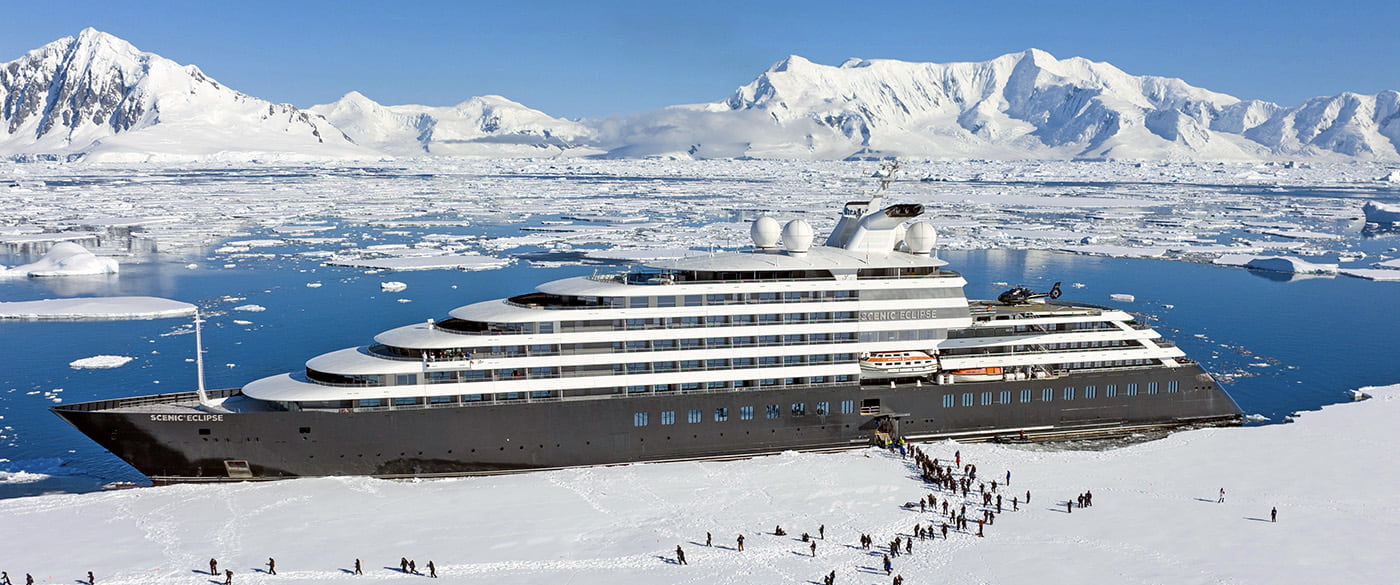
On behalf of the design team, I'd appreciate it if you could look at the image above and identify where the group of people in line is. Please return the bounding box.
[671,443,1022,584]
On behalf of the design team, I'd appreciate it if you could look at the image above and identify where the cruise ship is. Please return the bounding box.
[53,173,1241,483]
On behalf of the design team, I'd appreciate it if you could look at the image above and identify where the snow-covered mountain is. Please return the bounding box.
[0,28,370,162]
[2,31,1397,162]
[308,92,597,157]
[603,51,1400,161]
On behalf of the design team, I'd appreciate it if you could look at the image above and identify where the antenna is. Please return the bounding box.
[194,309,210,408]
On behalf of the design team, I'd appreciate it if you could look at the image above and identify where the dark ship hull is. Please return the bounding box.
[53,364,1239,483]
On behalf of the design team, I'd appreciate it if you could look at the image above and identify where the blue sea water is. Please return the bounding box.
[2,239,1398,497]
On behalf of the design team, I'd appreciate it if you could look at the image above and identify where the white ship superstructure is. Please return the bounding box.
[239,183,1188,413]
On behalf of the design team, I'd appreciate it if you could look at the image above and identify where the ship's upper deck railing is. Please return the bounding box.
[584,267,962,287]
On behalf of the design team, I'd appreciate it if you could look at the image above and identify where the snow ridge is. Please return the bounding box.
[0,28,369,162]
[307,92,596,157]
[2,31,1398,161]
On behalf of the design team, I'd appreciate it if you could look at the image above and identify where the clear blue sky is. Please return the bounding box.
[3,0,1396,119]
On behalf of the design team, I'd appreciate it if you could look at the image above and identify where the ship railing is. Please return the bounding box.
[586,270,961,286]
[56,388,241,412]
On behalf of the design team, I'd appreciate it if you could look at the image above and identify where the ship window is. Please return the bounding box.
[999,391,1011,405]
[707,359,730,369]
[706,336,731,348]
[733,336,756,346]
[1106,385,1117,397]
[395,374,417,386]
[740,406,754,420]
[427,371,458,384]
[731,314,755,324]
[962,393,974,407]
[688,409,703,424]
[942,395,954,408]
[429,395,456,404]
[1168,381,1178,393]
[810,376,827,384]
[1085,386,1096,399]
[1147,382,1159,395]
[1042,388,1053,402]
[707,381,726,390]
[766,404,780,419]
[634,413,648,427]
[1126,383,1138,396]
[654,361,678,372]
[791,403,806,416]
[759,314,781,324]
[715,408,729,422]
[783,355,805,365]
[1020,389,1031,403]
[981,392,992,406]
[815,402,829,415]
[661,411,676,425]
[628,297,653,309]
[706,315,729,326]
[627,385,649,394]
[841,400,855,414]
[1063,387,1075,401]
[680,360,703,371]
[759,356,780,366]
[657,296,677,308]
[760,378,779,387]
[357,399,383,408]
[462,394,484,402]
[684,295,704,307]
[680,338,703,349]
[394,397,421,406]
[733,358,755,368]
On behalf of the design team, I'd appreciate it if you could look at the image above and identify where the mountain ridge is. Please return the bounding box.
[2,29,1397,162]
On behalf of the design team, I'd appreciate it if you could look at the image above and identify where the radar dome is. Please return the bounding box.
[782,219,814,254]
[751,216,780,249]
[904,221,936,254]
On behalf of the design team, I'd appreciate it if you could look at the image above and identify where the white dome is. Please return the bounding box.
[751,216,781,249]
[904,221,936,255]
[782,219,814,254]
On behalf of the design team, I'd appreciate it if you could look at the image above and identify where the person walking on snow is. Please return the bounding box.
[354,559,362,575]
[210,559,218,576]
[1271,507,1277,522]
[266,558,276,576]
[676,545,687,565]
[223,570,232,585]
[706,532,712,547]
[427,561,437,578]
[810,541,817,556]
[87,571,94,585]
[1218,488,1226,503]
[882,554,892,575]
[737,534,745,551]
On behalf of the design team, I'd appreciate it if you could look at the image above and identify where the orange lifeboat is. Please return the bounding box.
[948,367,1005,382]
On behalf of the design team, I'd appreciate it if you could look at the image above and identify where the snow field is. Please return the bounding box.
[1,384,1397,584]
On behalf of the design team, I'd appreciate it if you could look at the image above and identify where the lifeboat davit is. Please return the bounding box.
[859,351,937,379]
[948,367,1004,382]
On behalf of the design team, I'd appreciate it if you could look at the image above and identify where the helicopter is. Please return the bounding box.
[997,281,1062,305]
